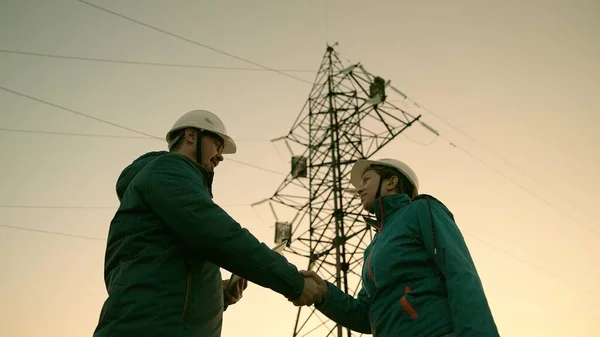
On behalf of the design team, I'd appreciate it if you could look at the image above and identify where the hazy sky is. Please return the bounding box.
[1,0,599,336]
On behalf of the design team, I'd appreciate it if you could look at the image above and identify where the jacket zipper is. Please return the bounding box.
[367,198,385,283]
[366,236,379,283]
[400,286,418,319]
[182,260,192,318]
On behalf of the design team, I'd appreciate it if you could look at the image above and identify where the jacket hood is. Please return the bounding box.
[116,151,168,200]
[115,151,216,200]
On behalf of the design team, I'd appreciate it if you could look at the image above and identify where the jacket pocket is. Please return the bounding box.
[400,286,418,319]
[182,260,192,318]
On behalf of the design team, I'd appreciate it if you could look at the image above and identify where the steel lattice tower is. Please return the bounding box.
[259,45,422,337]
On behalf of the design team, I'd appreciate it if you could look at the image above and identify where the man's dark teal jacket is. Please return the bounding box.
[93,151,305,337]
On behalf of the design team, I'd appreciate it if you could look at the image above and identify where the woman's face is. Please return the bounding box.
[358,169,381,213]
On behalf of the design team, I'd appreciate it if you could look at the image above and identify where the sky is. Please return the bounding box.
[1,0,599,336]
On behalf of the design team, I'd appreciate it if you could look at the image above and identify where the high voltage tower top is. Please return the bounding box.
[255,44,425,337]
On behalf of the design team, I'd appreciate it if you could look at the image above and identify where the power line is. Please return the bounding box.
[57,0,600,231]
[2,218,597,297]
[229,160,286,176]
[0,127,278,143]
[76,0,313,85]
[0,127,150,139]
[463,233,600,297]
[0,49,315,73]
[4,14,594,295]
[3,73,594,235]
[0,204,264,241]
[404,97,600,227]
[390,96,598,233]
[356,65,597,227]
[1,113,596,297]
[0,203,257,210]
[438,133,600,236]
[0,224,106,241]
[0,205,115,210]
[0,85,287,176]
[391,91,595,234]
[402,132,438,146]
[0,86,158,139]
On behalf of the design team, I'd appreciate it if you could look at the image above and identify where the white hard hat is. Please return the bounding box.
[350,158,419,193]
[166,110,237,154]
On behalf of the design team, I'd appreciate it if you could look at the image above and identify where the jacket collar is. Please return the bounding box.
[177,154,215,198]
[199,166,214,198]
[363,193,411,231]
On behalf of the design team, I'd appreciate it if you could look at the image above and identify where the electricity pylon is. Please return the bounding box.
[257,44,423,337]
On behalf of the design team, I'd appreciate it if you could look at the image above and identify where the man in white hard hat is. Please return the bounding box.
[297,158,499,337]
[93,110,322,337]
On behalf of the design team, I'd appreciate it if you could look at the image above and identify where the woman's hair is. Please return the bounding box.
[367,164,415,197]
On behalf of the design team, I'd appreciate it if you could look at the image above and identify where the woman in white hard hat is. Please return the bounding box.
[300,158,499,337]
[94,110,321,337]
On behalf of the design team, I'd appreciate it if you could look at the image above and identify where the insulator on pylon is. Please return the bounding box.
[291,156,307,178]
[369,77,386,97]
[367,76,387,105]
[274,222,292,244]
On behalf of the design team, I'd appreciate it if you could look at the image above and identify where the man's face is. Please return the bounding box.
[199,134,224,172]
[357,169,380,213]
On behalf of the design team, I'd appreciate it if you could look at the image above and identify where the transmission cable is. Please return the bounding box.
[75,0,313,85]
[401,96,600,226]
[1,217,597,297]
[438,133,599,235]
[0,85,287,177]
[0,224,106,241]
[0,202,266,241]
[46,1,595,224]
[0,49,315,73]
[0,203,258,210]
[3,20,596,291]
[0,127,150,139]
[0,205,115,210]
[0,127,281,143]
[1,86,157,139]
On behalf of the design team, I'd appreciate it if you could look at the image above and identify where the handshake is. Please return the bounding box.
[290,270,328,307]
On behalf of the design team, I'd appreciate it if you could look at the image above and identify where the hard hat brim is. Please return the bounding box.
[350,159,380,189]
[350,158,419,193]
[216,132,237,154]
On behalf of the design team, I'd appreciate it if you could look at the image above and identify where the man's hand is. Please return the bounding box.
[223,278,248,306]
[300,270,328,305]
[291,270,327,306]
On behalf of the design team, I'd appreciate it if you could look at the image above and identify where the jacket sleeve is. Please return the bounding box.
[416,198,499,336]
[142,154,304,300]
[314,282,371,333]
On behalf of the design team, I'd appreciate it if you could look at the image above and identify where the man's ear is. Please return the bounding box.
[387,176,399,192]
[184,128,197,144]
